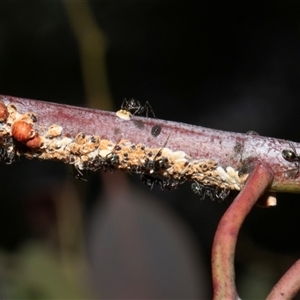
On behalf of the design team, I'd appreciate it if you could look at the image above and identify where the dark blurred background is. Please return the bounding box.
[0,1,300,299]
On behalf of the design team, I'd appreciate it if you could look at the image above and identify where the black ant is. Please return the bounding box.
[140,174,157,190]
[121,98,156,118]
[130,165,143,174]
[72,165,88,181]
[159,177,186,191]
[191,181,229,201]
[191,181,207,200]
[103,142,123,172]
[73,142,121,180]
[142,134,171,174]
[87,156,107,172]
[73,152,119,180]
[0,135,15,164]
[282,142,300,176]
[140,174,186,191]
[105,152,119,172]
[143,156,169,175]
[214,186,230,201]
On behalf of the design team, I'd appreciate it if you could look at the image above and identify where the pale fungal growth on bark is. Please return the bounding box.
[0,100,249,199]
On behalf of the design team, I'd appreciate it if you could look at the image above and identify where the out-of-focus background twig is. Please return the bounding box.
[63,0,112,110]
[1,1,300,299]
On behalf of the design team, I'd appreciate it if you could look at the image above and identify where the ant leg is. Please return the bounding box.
[144,101,156,118]
[141,174,155,190]
[73,165,88,181]
[153,133,171,159]
[120,98,128,110]
[294,162,300,177]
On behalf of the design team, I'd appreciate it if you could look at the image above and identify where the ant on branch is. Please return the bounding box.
[72,165,88,181]
[142,133,171,174]
[0,135,15,164]
[121,98,156,118]
[191,181,230,201]
[282,142,300,177]
[140,174,186,191]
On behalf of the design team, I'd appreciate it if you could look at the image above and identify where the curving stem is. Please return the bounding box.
[211,164,274,300]
[266,259,300,300]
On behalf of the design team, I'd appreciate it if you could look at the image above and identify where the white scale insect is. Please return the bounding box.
[116,109,132,120]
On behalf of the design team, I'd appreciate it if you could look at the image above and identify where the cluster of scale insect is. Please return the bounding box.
[34,123,240,196]
[116,99,199,190]
[123,142,182,190]
[135,138,188,191]
[70,135,184,190]
[191,180,230,201]
[73,148,120,181]
[71,135,228,196]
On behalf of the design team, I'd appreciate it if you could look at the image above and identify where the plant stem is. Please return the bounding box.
[211,164,274,300]
[266,259,300,300]
[0,94,298,193]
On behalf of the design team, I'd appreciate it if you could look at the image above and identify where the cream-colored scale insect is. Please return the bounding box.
[116,109,132,121]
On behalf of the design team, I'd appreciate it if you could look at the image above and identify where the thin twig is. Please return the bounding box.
[211,164,274,300]
[63,0,112,110]
[266,259,300,300]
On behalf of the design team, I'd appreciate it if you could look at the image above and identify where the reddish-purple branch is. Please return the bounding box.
[211,164,274,299]
[0,94,298,192]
